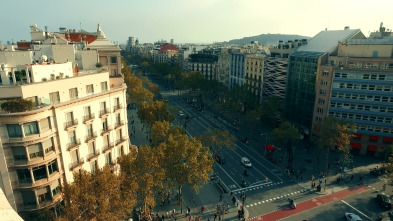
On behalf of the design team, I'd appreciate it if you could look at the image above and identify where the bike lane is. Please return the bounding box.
[250,186,369,221]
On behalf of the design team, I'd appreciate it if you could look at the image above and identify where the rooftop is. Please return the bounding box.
[297,29,365,53]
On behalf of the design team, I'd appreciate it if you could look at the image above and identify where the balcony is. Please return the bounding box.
[85,132,97,143]
[64,119,78,131]
[100,126,113,136]
[113,104,123,113]
[102,142,114,153]
[67,139,81,151]
[99,108,110,118]
[83,113,95,124]
[87,149,100,161]
[115,136,128,146]
[114,120,125,130]
[69,158,84,170]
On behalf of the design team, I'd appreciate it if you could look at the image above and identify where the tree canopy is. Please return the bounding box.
[272,121,300,169]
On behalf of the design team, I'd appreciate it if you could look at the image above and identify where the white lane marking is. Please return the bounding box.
[214,163,241,189]
[341,200,372,221]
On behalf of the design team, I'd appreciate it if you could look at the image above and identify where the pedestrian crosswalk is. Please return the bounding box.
[231,181,284,195]
[245,189,309,208]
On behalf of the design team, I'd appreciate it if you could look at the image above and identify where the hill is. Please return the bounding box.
[223,33,311,46]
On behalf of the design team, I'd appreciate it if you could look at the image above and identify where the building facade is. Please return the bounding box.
[245,54,265,101]
[0,24,130,216]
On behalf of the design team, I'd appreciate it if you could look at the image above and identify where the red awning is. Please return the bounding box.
[350,142,362,149]
[354,133,362,139]
[368,145,377,152]
[265,145,275,151]
[383,137,393,143]
[369,136,379,141]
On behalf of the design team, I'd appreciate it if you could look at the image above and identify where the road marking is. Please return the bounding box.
[341,200,372,220]
[214,163,241,189]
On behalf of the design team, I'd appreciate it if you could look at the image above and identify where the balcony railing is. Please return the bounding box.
[113,104,123,112]
[102,143,114,153]
[114,120,125,129]
[87,149,100,161]
[99,108,110,118]
[100,126,113,136]
[69,158,84,170]
[83,113,95,124]
[115,136,128,146]
[64,119,78,130]
[85,132,97,143]
[67,139,81,151]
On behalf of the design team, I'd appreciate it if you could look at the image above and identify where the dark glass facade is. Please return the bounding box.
[285,51,325,129]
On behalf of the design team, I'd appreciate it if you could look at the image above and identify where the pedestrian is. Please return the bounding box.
[186,210,189,217]
[236,199,239,207]
[173,209,176,217]
[351,174,354,182]
[188,216,192,221]
[214,214,217,221]
[219,194,223,201]
[324,179,327,184]
[218,215,221,221]
[300,175,303,181]
[383,184,387,191]
[162,214,165,221]
[169,210,172,218]
[197,216,200,221]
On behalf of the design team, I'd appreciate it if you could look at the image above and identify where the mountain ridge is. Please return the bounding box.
[223,33,311,45]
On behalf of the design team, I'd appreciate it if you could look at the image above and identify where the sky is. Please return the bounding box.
[2,0,393,44]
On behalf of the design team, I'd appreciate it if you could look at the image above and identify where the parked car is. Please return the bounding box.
[241,157,252,168]
[345,212,363,221]
[377,193,392,209]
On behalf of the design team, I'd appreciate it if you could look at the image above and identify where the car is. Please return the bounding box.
[178,111,185,117]
[241,157,252,168]
[215,155,226,164]
[345,212,363,221]
[377,193,392,209]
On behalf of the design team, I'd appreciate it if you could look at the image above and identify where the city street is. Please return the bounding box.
[128,83,390,220]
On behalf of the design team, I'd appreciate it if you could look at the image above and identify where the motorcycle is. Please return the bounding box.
[288,198,296,209]
[241,179,247,187]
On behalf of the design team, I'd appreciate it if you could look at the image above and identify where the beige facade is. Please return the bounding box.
[217,49,230,87]
[0,24,129,216]
[245,54,265,101]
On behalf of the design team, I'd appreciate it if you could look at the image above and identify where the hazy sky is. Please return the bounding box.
[2,0,393,44]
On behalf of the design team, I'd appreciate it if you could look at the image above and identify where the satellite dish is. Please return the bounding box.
[40,55,48,62]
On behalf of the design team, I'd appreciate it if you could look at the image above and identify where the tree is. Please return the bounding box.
[61,166,136,221]
[137,101,174,128]
[118,146,165,220]
[151,121,185,148]
[159,133,213,205]
[196,129,236,156]
[271,121,300,169]
[1,98,34,113]
[379,143,393,161]
[312,116,356,170]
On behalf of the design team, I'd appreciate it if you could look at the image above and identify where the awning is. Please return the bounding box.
[353,133,362,139]
[369,136,379,141]
[265,145,274,151]
[383,137,393,143]
[350,142,362,149]
[368,145,377,152]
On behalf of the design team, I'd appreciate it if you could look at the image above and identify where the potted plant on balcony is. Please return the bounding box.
[1,98,34,113]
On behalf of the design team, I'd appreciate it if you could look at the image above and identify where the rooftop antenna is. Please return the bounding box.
[80,22,82,32]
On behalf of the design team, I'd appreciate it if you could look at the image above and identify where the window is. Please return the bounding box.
[119,145,124,156]
[102,119,108,131]
[70,149,79,164]
[32,165,47,181]
[319,89,326,95]
[17,169,32,183]
[12,147,26,161]
[69,88,78,100]
[51,179,60,197]
[320,80,328,86]
[65,112,74,126]
[24,122,39,136]
[39,117,51,132]
[317,108,324,113]
[37,186,51,203]
[7,124,22,138]
[115,97,120,108]
[101,81,108,92]
[86,84,94,95]
[318,99,325,105]
[43,138,54,154]
[28,143,43,159]
[87,124,93,137]
[91,160,98,174]
[88,141,95,155]
[322,70,329,76]
[116,114,121,125]
[105,152,112,165]
[49,92,60,104]
[69,131,77,144]
[21,191,36,205]
[48,159,58,175]
[110,56,117,64]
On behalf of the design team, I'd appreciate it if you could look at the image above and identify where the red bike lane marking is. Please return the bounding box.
[251,186,369,221]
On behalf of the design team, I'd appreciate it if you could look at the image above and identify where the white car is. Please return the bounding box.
[345,213,362,221]
[178,111,185,117]
[241,157,252,168]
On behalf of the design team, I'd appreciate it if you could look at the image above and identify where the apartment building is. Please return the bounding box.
[285,28,366,135]
[188,52,218,80]
[0,24,129,217]
[229,52,246,88]
[314,38,393,155]
[245,54,265,100]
